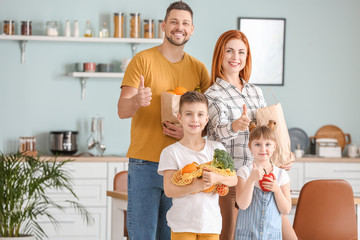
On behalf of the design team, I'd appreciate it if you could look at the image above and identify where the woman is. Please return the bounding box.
[204,30,296,240]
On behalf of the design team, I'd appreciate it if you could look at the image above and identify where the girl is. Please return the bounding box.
[234,123,292,239]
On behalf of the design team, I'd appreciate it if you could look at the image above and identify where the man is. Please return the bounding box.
[117,1,211,239]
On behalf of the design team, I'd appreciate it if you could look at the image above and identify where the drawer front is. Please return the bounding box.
[65,162,107,179]
[38,207,106,240]
[46,179,107,206]
[304,162,360,195]
[305,162,360,179]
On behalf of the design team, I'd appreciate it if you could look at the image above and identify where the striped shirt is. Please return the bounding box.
[204,77,266,170]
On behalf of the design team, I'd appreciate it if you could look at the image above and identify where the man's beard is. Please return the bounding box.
[166,35,189,46]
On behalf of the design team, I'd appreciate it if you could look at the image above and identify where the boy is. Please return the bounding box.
[158,91,238,240]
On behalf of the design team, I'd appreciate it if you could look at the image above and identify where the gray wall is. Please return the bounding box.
[1,0,360,156]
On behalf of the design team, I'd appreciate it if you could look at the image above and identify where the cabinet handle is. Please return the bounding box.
[334,170,360,173]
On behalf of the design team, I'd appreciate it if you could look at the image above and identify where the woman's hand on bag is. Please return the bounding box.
[162,121,184,139]
[136,75,152,107]
[280,153,295,171]
[232,104,250,132]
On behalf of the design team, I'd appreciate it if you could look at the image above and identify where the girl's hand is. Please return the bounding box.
[260,176,281,193]
[249,163,263,182]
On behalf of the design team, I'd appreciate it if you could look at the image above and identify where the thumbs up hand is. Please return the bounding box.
[232,104,251,132]
[249,163,264,182]
[136,75,152,107]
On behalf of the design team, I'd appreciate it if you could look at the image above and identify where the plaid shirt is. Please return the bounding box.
[204,78,267,170]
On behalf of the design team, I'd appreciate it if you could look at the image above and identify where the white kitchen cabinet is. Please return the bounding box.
[39,157,128,240]
[304,162,360,195]
[38,207,106,240]
[287,162,304,191]
[288,158,360,193]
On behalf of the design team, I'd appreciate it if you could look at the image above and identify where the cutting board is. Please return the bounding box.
[313,125,351,151]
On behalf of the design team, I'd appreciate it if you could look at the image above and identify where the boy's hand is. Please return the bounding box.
[202,168,218,186]
[162,121,184,139]
[191,177,212,193]
[249,163,263,182]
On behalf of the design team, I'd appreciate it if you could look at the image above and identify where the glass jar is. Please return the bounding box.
[114,12,124,38]
[99,22,109,38]
[19,136,36,152]
[130,13,140,38]
[3,20,15,35]
[46,21,59,36]
[158,20,165,38]
[21,21,32,36]
[143,19,154,39]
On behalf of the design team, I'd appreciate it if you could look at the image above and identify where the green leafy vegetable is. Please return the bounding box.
[211,149,234,171]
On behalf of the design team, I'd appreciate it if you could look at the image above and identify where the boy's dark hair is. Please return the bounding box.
[249,125,277,144]
[179,91,208,113]
[165,1,193,21]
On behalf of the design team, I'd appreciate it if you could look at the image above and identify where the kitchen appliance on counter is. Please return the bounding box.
[316,138,341,158]
[50,131,78,155]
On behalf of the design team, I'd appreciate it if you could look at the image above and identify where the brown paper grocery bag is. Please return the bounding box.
[161,92,181,125]
[256,103,295,166]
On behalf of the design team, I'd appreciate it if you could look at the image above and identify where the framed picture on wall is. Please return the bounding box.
[238,17,286,86]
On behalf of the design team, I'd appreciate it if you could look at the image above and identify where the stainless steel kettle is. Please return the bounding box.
[50,131,78,155]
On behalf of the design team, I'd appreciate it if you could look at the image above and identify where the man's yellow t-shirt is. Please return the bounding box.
[121,46,211,162]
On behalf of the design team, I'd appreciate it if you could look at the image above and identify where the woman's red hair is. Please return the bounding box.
[210,30,252,84]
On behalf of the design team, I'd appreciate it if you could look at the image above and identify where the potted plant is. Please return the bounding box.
[0,152,93,239]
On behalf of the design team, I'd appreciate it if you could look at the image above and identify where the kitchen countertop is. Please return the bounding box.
[295,156,360,163]
[38,155,360,163]
[40,155,128,162]
[106,190,360,205]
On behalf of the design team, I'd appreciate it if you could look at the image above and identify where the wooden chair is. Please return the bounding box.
[113,171,128,238]
[293,179,358,240]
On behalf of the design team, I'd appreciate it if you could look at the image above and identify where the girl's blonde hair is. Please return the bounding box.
[249,121,277,143]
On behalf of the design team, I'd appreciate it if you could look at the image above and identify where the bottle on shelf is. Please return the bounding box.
[65,20,71,37]
[73,20,79,37]
[84,20,93,37]
[99,22,109,38]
